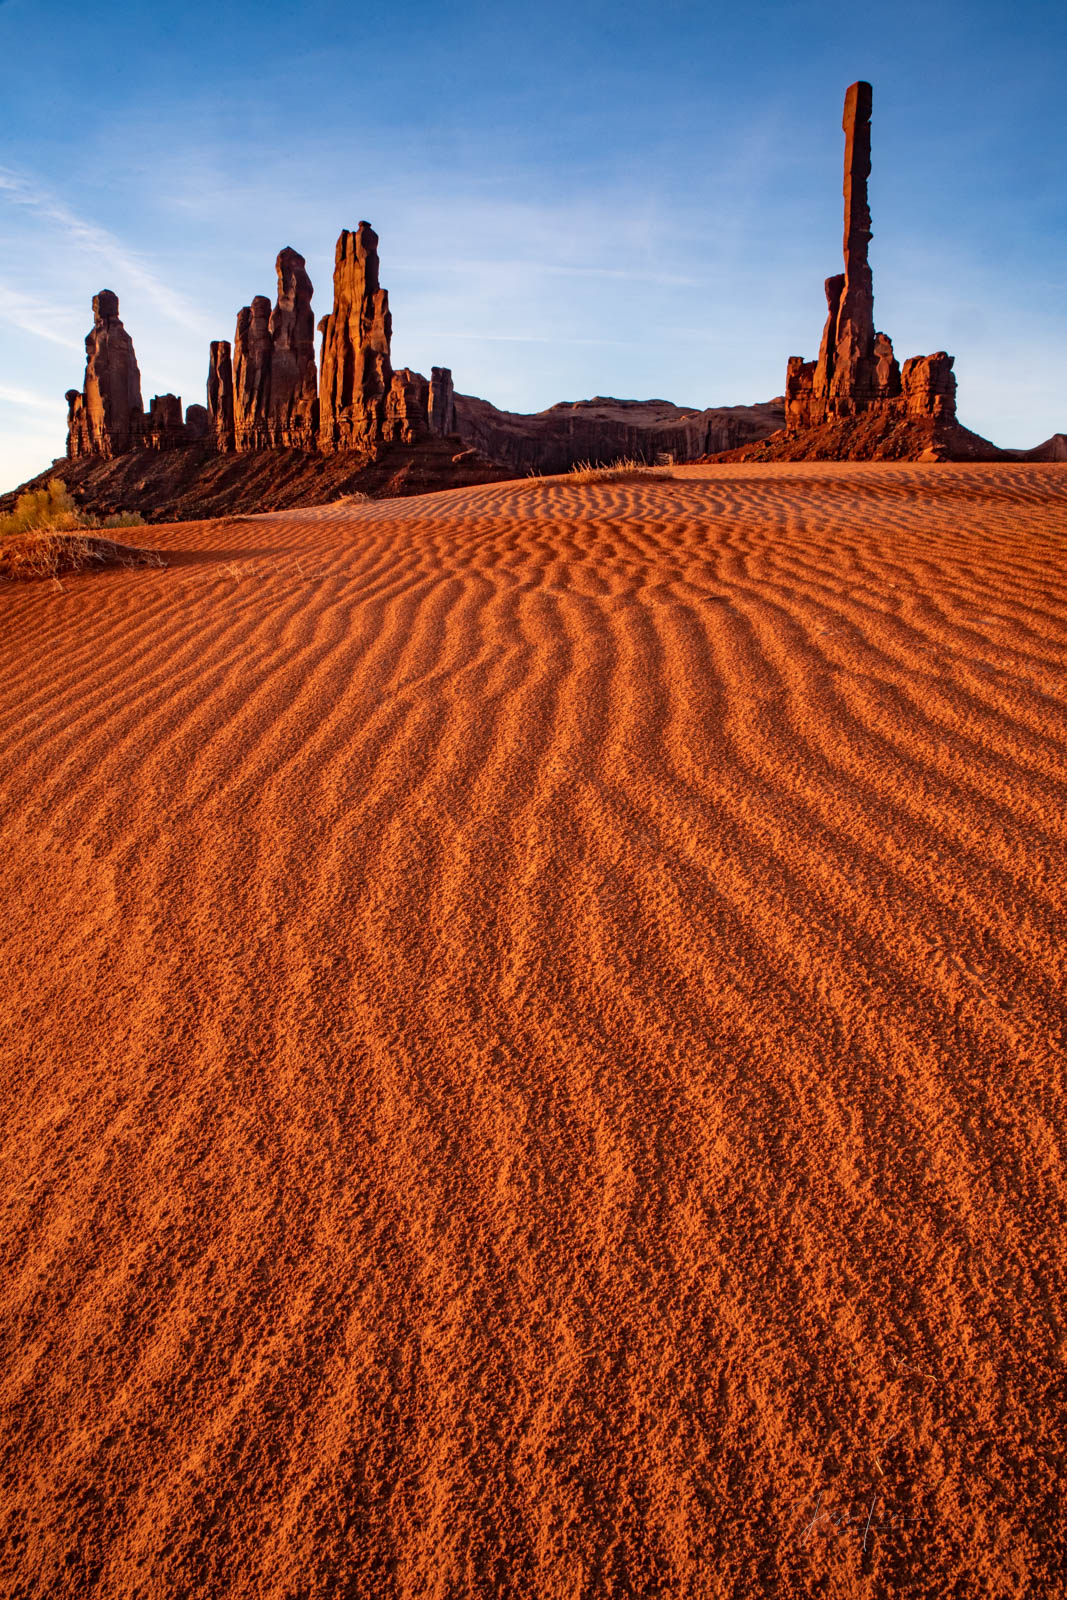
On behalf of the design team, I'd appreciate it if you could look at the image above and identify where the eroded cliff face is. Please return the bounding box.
[65,291,144,459]
[452,394,784,475]
[784,82,957,435]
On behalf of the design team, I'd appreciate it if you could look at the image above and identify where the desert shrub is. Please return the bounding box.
[566,458,675,485]
[101,511,146,529]
[0,479,144,541]
[0,530,164,583]
[0,479,84,538]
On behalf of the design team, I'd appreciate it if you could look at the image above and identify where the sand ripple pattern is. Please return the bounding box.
[1,463,1066,1598]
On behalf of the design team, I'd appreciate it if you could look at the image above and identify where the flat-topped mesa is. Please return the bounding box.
[208,341,235,451]
[268,248,318,449]
[66,290,144,458]
[785,82,954,434]
[233,296,273,452]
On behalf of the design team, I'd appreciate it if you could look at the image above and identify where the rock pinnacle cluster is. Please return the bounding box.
[58,84,991,481]
[65,227,457,463]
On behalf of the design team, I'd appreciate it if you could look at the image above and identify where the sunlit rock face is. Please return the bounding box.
[65,290,144,459]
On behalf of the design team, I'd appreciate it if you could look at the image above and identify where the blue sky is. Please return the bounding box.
[2,0,1065,487]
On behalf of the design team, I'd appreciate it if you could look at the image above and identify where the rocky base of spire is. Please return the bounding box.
[9,437,509,526]
[785,349,958,433]
[708,410,1007,464]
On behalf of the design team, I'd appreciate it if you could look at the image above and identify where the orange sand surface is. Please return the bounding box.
[2,463,1066,1598]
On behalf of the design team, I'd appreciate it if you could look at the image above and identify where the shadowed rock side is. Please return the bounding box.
[718,81,1007,462]
[1023,433,1067,461]
[3,438,511,525]
[233,296,273,453]
[65,291,144,459]
[141,394,187,451]
[429,367,457,437]
[453,393,785,475]
[268,248,318,449]
[184,404,210,442]
[208,342,235,452]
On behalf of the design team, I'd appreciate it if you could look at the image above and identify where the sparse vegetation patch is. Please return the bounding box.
[565,458,676,485]
[0,479,161,583]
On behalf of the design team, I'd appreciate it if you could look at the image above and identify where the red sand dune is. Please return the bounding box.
[1,463,1065,1598]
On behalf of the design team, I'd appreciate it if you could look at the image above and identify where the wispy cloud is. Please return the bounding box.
[0,165,211,334]
[0,382,57,411]
[0,284,82,350]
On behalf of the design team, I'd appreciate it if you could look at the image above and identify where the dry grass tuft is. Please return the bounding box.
[566,458,676,485]
[0,530,166,585]
[0,478,160,584]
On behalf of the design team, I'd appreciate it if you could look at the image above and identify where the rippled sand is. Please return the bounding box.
[2,463,1065,1597]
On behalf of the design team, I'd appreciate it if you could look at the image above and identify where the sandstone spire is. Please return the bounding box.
[233,296,272,452]
[429,367,457,436]
[829,80,876,407]
[208,341,235,451]
[65,289,144,458]
[268,248,318,449]
[317,223,395,452]
[785,81,953,435]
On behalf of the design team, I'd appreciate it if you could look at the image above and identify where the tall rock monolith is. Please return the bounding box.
[268,247,318,449]
[233,295,272,452]
[317,223,395,453]
[429,367,457,436]
[65,289,144,458]
[208,340,235,451]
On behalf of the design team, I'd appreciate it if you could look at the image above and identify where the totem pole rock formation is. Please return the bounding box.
[784,81,957,434]
[268,248,318,449]
[65,290,144,458]
[207,341,235,451]
[233,295,273,453]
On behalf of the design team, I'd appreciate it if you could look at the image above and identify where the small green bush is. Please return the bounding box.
[0,479,144,540]
[0,479,82,538]
[102,511,146,529]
